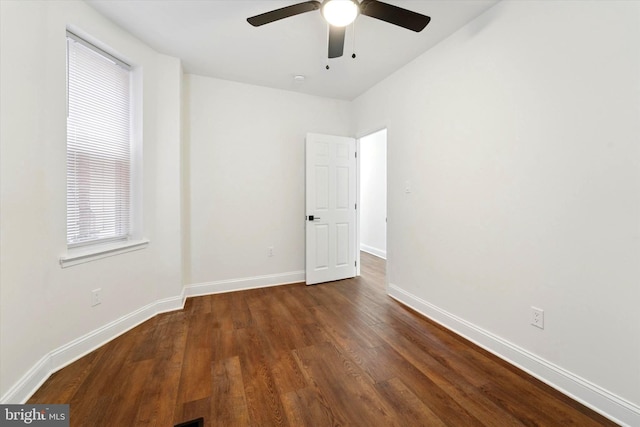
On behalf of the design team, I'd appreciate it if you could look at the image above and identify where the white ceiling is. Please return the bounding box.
[86,0,498,100]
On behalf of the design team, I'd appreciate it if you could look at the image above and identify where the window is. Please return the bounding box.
[66,31,132,247]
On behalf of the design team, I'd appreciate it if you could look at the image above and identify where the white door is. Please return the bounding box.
[305,133,357,285]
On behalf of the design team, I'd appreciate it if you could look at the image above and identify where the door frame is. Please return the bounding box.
[304,127,388,282]
[355,126,388,279]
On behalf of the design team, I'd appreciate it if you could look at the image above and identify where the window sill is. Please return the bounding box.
[60,239,149,268]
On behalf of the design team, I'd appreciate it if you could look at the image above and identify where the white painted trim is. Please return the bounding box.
[1,270,305,404]
[360,244,387,260]
[59,239,150,268]
[185,271,305,297]
[0,290,185,404]
[356,136,361,278]
[387,283,640,427]
[0,355,51,405]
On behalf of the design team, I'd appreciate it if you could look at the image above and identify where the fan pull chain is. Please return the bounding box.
[325,20,357,69]
[326,24,330,70]
[352,20,356,59]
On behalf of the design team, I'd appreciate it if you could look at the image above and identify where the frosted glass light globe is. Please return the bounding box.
[322,0,359,27]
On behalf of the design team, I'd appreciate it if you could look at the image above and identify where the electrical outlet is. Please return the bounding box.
[531,306,544,329]
[267,246,274,257]
[91,288,102,307]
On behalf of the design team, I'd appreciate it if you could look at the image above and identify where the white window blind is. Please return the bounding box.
[66,32,132,247]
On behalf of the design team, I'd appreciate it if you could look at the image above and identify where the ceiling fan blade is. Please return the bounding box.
[328,25,346,58]
[247,1,321,27]
[359,0,431,32]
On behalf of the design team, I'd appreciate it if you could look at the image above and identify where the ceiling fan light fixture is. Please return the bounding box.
[322,0,359,27]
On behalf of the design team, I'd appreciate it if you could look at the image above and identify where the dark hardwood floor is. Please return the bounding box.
[29,252,616,426]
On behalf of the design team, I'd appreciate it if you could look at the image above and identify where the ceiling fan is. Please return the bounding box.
[247,0,431,59]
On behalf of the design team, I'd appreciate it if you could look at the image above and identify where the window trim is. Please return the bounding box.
[60,239,149,268]
[63,29,146,266]
[66,31,130,69]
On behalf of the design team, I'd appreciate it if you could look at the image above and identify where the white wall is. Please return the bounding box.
[359,129,387,258]
[0,0,183,401]
[185,75,352,291]
[354,1,640,424]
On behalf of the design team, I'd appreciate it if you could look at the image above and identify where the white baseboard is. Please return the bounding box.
[185,270,305,297]
[387,284,640,427]
[11,275,635,426]
[360,244,386,259]
[1,292,185,404]
[2,271,304,405]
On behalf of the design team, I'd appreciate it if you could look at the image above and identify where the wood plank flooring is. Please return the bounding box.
[29,252,616,426]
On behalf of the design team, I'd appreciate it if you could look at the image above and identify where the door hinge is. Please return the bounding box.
[355,203,357,210]
[355,261,357,267]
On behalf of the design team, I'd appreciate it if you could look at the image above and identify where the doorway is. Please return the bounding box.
[358,128,387,267]
[304,130,385,285]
